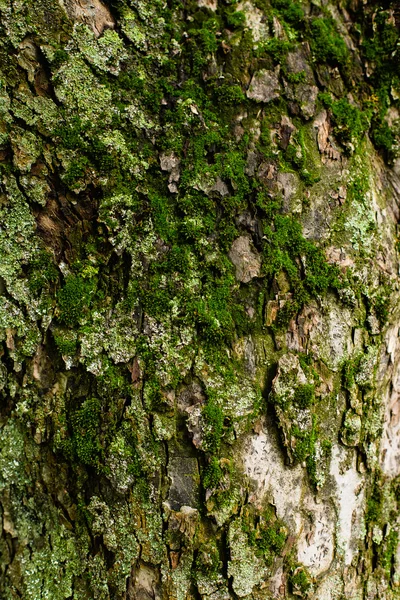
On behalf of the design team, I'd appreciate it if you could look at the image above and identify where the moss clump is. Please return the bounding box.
[271,0,305,30]
[370,119,396,160]
[289,565,313,595]
[204,459,242,525]
[309,17,349,67]
[225,9,246,29]
[186,18,219,74]
[366,483,383,525]
[381,529,399,577]
[293,383,315,408]
[53,332,78,356]
[27,250,59,295]
[57,275,95,326]
[193,278,237,347]
[286,70,307,84]
[202,455,223,490]
[255,514,287,563]
[144,378,167,411]
[292,423,316,463]
[62,156,90,188]
[361,10,400,103]
[202,397,224,455]
[65,397,103,467]
[261,211,341,328]
[242,505,287,566]
[216,83,246,105]
[257,38,293,62]
[195,541,221,579]
[319,94,370,151]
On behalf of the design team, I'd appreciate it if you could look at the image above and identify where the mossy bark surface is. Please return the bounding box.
[1,0,400,598]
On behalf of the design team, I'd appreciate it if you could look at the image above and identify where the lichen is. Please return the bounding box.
[228,517,267,597]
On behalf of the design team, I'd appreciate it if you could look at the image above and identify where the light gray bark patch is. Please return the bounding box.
[246,69,281,103]
[229,236,261,283]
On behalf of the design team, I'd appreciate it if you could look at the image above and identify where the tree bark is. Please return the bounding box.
[1,0,400,598]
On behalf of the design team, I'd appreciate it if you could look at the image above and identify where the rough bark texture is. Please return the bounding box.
[1,0,400,598]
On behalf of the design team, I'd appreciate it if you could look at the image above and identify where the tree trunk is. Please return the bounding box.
[1,0,400,598]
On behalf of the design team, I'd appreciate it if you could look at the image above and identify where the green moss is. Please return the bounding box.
[257,37,293,62]
[225,9,246,29]
[27,250,58,295]
[381,529,399,577]
[342,349,378,394]
[261,211,341,328]
[297,353,321,386]
[292,424,316,463]
[309,17,349,67]
[62,156,90,188]
[319,94,370,151]
[195,541,221,579]
[216,83,246,105]
[271,0,305,28]
[366,484,383,525]
[140,278,172,319]
[1,0,398,593]
[361,9,400,97]
[347,163,370,203]
[257,523,286,555]
[241,504,287,566]
[202,455,223,489]
[57,275,96,326]
[283,127,320,185]
[289,565,312,595]
[52,47,69,68]
[65,397,103,467]
[188,21,219,62]
[371,119,394,155]
[202,396,224,454]
[53,114,88,149]
[286,70,306,84]
[293,383,315,409]
[255,512,287,563]
[53,331,78,356]
[193,278,237,347]
[144,378,168,411]
[204,459,241,525]
[358,9,400,163]
[224,29,255,82]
